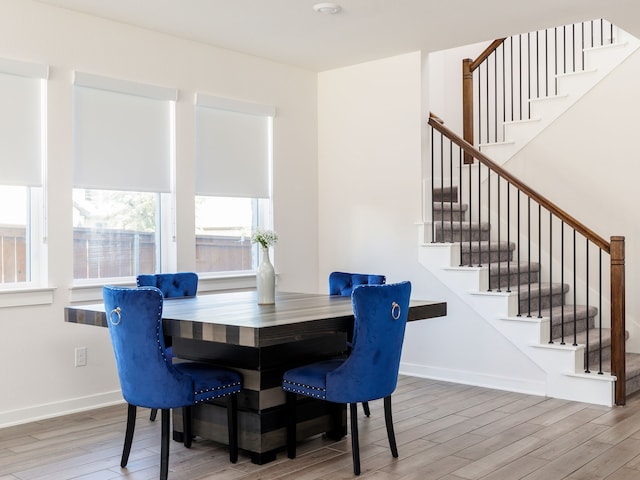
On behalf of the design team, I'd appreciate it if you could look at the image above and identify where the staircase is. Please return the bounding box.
[419,19,639,407]
[465,21,640,166]
[421,182,640,406]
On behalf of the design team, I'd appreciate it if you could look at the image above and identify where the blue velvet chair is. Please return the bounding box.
[329,271,386,417]
[137,272,198,421]
[137,272,199,298]
[103,286,242,480]
[283,281,411,475]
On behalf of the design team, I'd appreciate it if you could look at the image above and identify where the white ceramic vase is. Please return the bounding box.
[257,246,275,304]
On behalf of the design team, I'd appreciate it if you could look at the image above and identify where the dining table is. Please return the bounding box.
[65,289,446,464]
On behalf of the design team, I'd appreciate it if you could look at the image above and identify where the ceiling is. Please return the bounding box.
[34,0,640,71]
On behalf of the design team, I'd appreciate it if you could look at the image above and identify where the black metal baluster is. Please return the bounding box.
[598,249,603,374]
[528,33,532,118]
[431,128,435,243]
[591,20,594,49]
[554,27,558,95]
[519,34,523,120]
[459,148,464,265]
[535,31,539,100]
[485,61,490,144]
[468,147,472,266]
[492,51,498,143]
[507,183,511,291]
[502,43,506,129]
[511,37,515,122]
[581,22,585,72]
[572,23,576,73]
[526,197,531,317]
[497,175,502,292]
[487,169,492,290]
[439,136,444,242]
[561,222,565,344]
[545,24,550,92]
[538,204,542,318]
[478,67,482,148]
[573,229,577,346]
[563,25,567,74]
[449,139,454,243]
[585,238,590,373]
[517,190,521,316]
[477,161,482,267]
[548,212,553,343]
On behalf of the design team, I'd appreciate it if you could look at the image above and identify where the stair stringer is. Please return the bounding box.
[419,242,616,406]
[479,29,640,165]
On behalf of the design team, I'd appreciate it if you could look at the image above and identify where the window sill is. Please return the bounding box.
[0,286,55,308]
[68,273,261,304]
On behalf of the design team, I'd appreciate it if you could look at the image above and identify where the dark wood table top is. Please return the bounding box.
[65,290,446,348]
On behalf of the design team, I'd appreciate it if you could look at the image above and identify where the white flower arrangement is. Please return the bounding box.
[251,229,278,248]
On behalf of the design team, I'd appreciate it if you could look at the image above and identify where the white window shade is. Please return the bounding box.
[73,72,176,193]
[0,58,48,187]
[195,94,275,198]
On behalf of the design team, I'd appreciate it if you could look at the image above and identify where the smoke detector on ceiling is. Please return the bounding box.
[313,3,342,14]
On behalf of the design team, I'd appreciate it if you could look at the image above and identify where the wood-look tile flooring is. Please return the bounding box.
[3,376,640,479]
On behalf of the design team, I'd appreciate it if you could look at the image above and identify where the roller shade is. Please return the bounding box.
[195,94,275,198]
[73,72,176,193]
[0,58,48,187]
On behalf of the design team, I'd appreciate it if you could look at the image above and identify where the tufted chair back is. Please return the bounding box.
[136,272,198,298]
[325,281,411,403]
[328,271,386,297]
[103,286,194,409]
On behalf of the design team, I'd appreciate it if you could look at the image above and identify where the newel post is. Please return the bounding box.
[462,58,474,164]
[610,236,626,405]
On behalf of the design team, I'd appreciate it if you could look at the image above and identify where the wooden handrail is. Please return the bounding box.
[428,114,610,252]
[469,38,506,71]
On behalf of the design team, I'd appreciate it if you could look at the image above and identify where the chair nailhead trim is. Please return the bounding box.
[194,380,242,403]
[283,381,326,399]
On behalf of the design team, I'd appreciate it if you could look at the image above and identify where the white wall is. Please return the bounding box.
[0,0,318,426]
[317,52,545,393]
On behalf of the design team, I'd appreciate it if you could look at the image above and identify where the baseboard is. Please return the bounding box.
[400,362,547,397]
[0,390,124,429]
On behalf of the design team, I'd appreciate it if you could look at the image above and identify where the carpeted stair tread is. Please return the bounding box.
[540,304,598,321]
[489,261,540,275]
[432,186,459,202]
[432,202,468,213]
[515,282,569,298]
[459,241,515,253]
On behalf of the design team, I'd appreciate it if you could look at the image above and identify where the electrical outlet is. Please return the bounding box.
[75,347,87,367]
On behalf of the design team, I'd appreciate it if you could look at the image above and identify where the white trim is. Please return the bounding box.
[0,57,48,79]
[195,93,276,117]
[399,362,547,397]
[73,71,177,101]
[0,391,123,429]
[0,286,54,308]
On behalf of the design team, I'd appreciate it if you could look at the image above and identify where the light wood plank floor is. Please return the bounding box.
[2,376,640,479]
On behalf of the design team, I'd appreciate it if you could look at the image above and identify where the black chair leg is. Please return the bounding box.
[383,395,398,458]
[183,406,192,448]
[286,392,297,459]
[349,402,361,475]
[160,409,170,480]
[227,394,239,463]
[121,404,137,468]
[362,401,371,417]
[150,408,158,421]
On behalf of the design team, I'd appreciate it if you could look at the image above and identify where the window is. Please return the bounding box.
[194,95,275,274]
[0,58,47,287]
[72,72,176,281]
